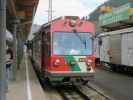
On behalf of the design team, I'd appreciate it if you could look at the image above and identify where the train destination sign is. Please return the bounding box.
[99,3,133,26]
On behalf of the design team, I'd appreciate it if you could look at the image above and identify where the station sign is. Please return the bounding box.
[99,3,133,26]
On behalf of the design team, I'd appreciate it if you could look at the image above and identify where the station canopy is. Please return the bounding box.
[7,0,39,39]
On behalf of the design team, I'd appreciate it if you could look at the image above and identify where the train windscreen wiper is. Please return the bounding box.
[73,32,87,49]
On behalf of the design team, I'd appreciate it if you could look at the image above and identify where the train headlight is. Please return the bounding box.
[70,20,76,26]
[86,60,92,71]
[69,18,77,27]
[54,59,60,66]
[86,60,92,66]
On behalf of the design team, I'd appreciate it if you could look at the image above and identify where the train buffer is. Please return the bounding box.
[6,53,47,100]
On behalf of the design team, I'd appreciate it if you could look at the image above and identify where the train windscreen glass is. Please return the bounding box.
[53,32,93,55]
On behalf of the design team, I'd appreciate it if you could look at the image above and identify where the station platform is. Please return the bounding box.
[6,53,47,100]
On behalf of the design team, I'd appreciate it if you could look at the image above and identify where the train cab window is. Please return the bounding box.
[53,32,93,55]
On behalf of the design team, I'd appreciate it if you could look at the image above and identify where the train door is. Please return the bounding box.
[121,33,128,66]
[33,35,42,70]
[42,32,45,70]
[100,35,110,63]
[42,31,51,72]
[109,34,121,65]
[127,32,133,66]
[42,32,48,71]
[38,37,42,69]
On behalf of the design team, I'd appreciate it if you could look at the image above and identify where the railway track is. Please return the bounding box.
[56,85,90,100]
[31,59,113,100]
[85,84,113,100]
[56,83,113,100]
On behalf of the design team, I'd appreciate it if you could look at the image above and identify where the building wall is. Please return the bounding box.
[90,0,133,22]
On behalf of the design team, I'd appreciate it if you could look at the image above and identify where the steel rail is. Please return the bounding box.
[31,58,113,100]
[56,85,90,100]
[85,83,114,100]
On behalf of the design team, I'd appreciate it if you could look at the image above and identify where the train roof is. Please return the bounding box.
[41,16,92,28]
[97,27,133,37]
[35,16,94,37]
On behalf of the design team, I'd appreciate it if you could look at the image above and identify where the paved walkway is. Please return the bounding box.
[6,53,47,100]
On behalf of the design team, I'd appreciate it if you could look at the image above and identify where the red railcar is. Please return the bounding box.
[32,16,96,84]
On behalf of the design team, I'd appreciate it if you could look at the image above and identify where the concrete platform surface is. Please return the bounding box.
[6,53,62,100]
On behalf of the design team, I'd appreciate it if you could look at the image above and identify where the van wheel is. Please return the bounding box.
[111,65,117,72]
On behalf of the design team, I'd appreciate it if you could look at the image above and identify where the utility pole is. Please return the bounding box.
[0,0,6,100]
[48,0,53,54]
[48,0,52,23]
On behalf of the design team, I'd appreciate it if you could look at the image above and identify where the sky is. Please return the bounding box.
[29,0,108,39]
[33,0,108,25]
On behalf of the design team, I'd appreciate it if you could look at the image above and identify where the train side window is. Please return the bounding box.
[47,32,51,56]
[43,32,50,56]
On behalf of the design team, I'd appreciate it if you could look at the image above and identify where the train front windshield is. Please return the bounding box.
[53,32,93,55]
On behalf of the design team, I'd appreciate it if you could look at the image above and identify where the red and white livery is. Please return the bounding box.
[32,16,96,84]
